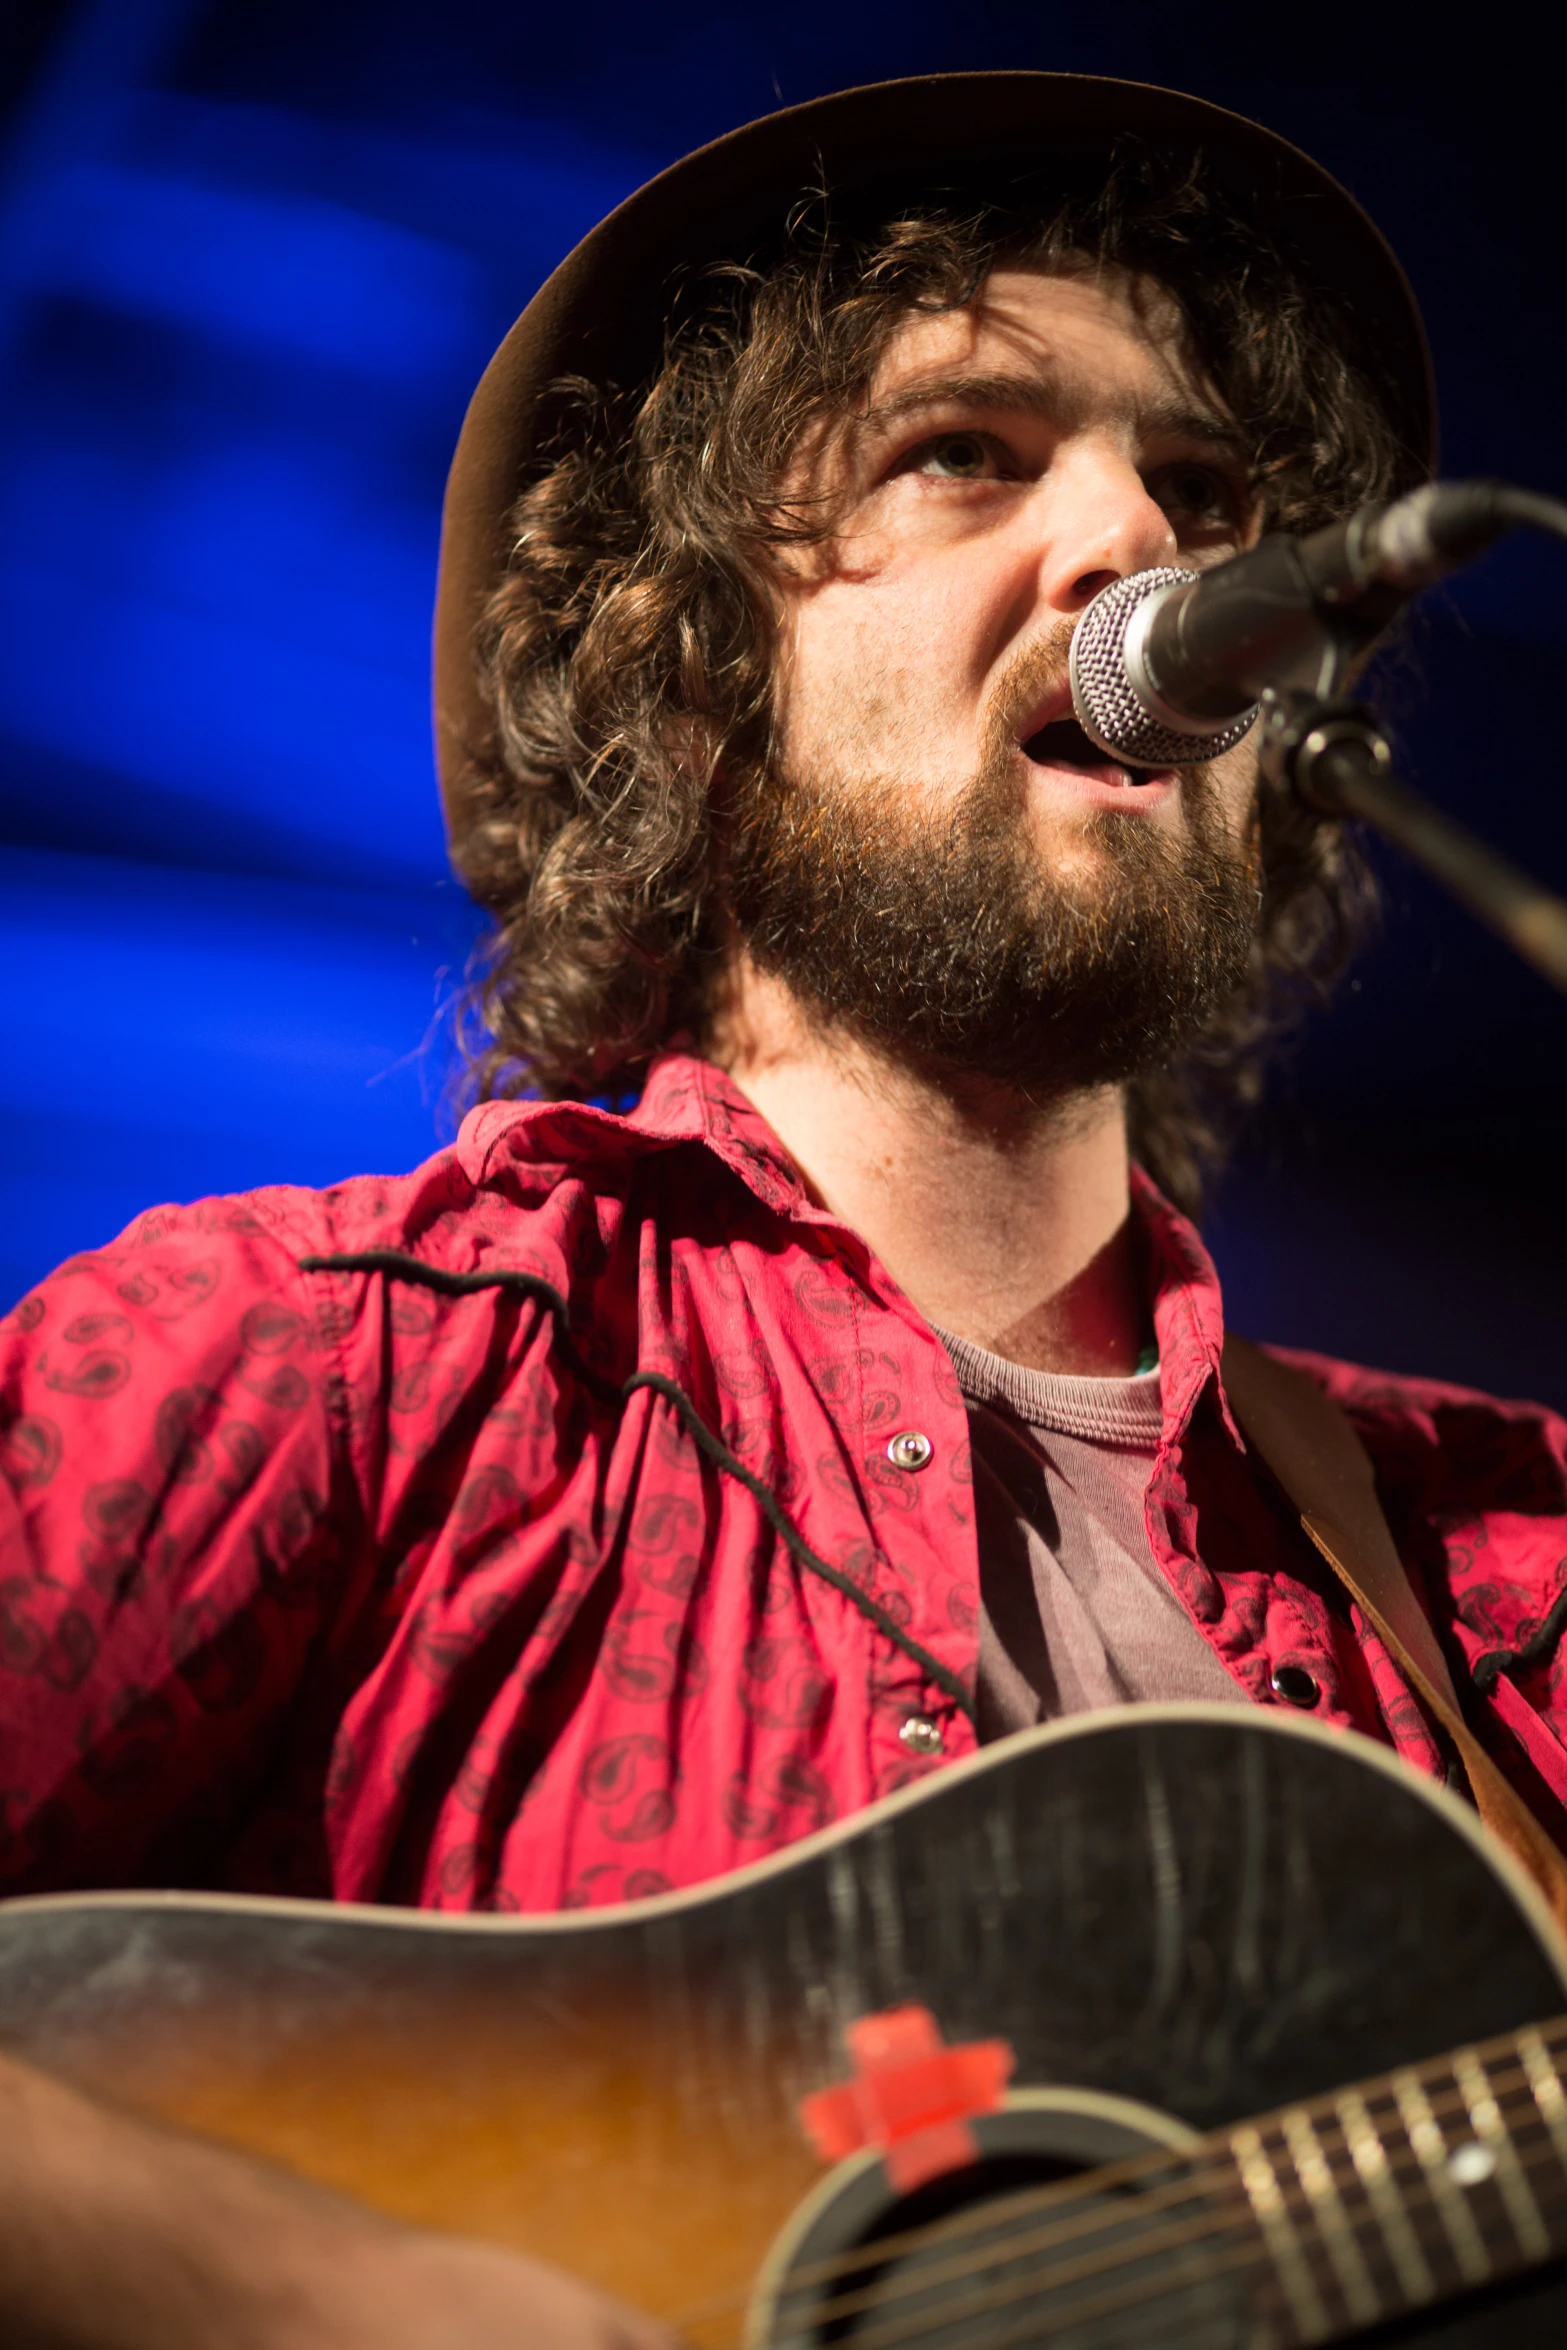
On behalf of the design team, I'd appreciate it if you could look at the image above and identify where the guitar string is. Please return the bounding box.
[771,2073,1567,2349]
[847,2224,1283,2350]
[670,2150,1227,2336]
[731,2205,1285,2350]
[671,2017,1567,2340]
[705,2145,1567,2350]
[789,2097,1567,2350]
[982,2247,1282,2350]
[872,2129,1567,2350]
[680,2054,1566,2347]
[692,2128,1552,2350]
[675,2008,1567,2322]
[751,2120,1567,2350]
[845,2226,1280,2350]
[767,2176,1247,2340]
[795,2152,1528,2350]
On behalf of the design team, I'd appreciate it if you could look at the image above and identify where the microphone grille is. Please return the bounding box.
[1069,567,1257,768]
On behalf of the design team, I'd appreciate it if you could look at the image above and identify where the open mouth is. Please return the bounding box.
[1021,717,1161,783]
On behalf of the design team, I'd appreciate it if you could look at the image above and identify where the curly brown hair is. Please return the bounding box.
[454,147,1419,1215]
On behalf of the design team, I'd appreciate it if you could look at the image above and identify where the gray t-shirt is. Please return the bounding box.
[936,1327,1246,1739]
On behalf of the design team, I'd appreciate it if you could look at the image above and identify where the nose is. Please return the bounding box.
[1033,440,1179,615]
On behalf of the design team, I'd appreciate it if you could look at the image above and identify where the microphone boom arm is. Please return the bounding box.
[1261,690,1567,999]
[1069,478,1567,996]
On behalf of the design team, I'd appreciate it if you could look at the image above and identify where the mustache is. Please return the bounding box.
[984,618,1080,754]
[982,613,1220,796]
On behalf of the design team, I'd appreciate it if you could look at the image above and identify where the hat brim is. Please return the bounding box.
[434,69,1434,841]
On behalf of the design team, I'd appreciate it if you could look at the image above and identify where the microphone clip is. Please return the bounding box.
[1259,685,1567,1000]
[1257,688,1394,815]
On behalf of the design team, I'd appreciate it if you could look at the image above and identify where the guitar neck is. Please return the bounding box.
[1203,2012,1567,2342]
[5,1713,1565,2348]
[764,2014,1567,2350]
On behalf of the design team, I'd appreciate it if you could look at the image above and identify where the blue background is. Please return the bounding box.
[3,0,1565,1404]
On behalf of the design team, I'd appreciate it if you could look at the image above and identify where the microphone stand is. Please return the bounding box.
[1259,689,1567,998]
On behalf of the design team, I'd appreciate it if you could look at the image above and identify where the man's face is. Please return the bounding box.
[725,264,1264,1093]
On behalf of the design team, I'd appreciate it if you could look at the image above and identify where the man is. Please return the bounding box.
[2,67,1566,2348]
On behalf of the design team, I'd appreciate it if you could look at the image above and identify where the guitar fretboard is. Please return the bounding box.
[767,2013,1567,2350]
[1215,2010,1567,2343]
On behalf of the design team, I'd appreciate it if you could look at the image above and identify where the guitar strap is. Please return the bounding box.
[1221,1332,1567,1940]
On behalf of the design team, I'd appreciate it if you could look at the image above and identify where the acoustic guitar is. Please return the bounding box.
[3,1704,1567,2345]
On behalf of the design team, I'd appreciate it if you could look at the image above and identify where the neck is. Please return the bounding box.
[707,961,1148,1376]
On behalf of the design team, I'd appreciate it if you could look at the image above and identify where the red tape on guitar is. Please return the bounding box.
[796,2003,1015,2191]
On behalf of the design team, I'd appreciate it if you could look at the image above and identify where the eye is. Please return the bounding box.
[909,432,1001,482]
[1153,461,1237,523]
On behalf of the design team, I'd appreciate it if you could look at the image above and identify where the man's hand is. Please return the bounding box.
[0,2047,681,2350]
[261,2227,683,2350]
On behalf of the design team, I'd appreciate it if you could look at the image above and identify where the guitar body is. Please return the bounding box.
[2,1704,1566,2344]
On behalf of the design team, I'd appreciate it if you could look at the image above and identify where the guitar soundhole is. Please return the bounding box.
[814,2150,1086,2346]
[760,2100,1253,2350]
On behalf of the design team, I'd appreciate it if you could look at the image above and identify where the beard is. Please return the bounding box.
[723,648,1259,1099]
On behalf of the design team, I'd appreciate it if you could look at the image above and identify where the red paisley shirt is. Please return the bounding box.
[3,1051,1567,1912]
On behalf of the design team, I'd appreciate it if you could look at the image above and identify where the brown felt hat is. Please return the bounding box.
[434,70,1435,845]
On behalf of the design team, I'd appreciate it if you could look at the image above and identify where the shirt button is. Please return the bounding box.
[887,1430,933,1472]
[1271,1664,1321,1708]
[899,1715,945,1757]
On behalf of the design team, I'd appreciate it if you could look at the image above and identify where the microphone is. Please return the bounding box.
[1069,480,1567,769]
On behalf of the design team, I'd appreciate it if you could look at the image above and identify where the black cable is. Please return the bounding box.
[624,1367,976,1719]
[1471,1585,1567,1697]
[298,1248,623,1404]
[298,1248,978,1726]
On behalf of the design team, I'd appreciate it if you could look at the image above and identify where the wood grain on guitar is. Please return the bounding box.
[4,1705,1567,2346]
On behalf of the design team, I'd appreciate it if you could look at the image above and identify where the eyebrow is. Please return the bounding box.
[856,367,1247,453]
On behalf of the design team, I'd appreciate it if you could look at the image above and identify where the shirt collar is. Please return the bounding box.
[629,1050,816,1217]
[1131,1162,1237,1445]
[632,1052,1234,1438]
